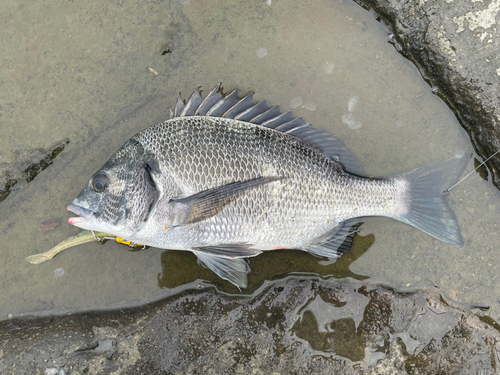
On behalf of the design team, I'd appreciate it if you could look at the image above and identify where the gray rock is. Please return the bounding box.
[354,0,500,187]
[1,279,498,374]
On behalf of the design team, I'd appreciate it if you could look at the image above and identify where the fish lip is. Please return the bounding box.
[67,204,93,221]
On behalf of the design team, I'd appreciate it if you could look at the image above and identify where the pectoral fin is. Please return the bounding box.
[192,250,250,288]
[170,176,280,226]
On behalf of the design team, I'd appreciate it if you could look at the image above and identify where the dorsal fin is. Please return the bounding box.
[250,105,281,124]
[261,111,295,129]
[206,89,239,117]
[234,100,268,122]
[195,82,223,116]
[275,118,310,133]
[172,83,364,175]
[223,93,254,118]
[180,86,203,116]
[173,93,185,117]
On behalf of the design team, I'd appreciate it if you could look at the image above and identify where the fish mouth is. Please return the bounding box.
[67,204,93,225]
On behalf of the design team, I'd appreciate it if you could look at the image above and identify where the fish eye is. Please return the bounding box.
[92,174,110,193]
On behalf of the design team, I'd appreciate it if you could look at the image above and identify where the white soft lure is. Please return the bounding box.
[26,230,114,264]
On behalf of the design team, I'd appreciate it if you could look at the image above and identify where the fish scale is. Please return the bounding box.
[67,83,469,288]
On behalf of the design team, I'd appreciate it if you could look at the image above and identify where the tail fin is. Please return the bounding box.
[396,155,470,245]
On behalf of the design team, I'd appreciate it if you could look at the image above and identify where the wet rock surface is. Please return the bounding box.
[0,140,69,202]
[2,279,499,374]
[354,0,500,187]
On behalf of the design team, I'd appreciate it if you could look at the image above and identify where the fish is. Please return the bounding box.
[67,83,469,288]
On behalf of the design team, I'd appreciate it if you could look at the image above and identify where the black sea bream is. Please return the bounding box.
[67,83,468,287]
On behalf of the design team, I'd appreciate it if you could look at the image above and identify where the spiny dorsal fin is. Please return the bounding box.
[234,100,268,122]
[173,83,364,175]
[194,82,223,116]
[174,93,185,117]
[250,105,281,124]
[206,89,239,117]
[180,86,203,116]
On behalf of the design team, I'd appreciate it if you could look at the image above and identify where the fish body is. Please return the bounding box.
[68,84,468,287]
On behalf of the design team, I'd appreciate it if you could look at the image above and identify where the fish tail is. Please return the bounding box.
[395,155,470,245]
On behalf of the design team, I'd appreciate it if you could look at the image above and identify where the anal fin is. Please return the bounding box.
[304,219,362,259]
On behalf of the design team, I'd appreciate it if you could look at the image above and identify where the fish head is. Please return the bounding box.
[67,138,159,238]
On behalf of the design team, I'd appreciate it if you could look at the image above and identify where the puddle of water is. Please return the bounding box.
[288,280,468,368]
[1,0,499,332]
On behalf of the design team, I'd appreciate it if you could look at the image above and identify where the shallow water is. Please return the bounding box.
[1,0,499,352]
